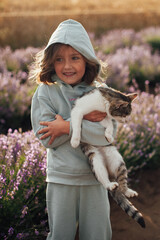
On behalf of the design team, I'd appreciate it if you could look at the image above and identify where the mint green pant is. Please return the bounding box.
[46,183,112,240]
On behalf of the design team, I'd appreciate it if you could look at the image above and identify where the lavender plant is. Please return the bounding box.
[94,29,143,54]
[93,27,160,92]
[0,47,39,133]
[93,27,160,54]
[137,27,160,53]
[0,46,40,74]
[116,92,160,172]
[99,45,160,92]
[0,72,36,133]
[0,129,48,239]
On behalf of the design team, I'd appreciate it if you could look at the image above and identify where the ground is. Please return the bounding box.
[110,168,160,240]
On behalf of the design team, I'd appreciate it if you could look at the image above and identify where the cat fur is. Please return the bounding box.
[70,86,145,228]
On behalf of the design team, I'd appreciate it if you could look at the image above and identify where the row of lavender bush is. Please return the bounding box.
[93,27,160,91]
[1,91,160,239]
[0,130,48,239]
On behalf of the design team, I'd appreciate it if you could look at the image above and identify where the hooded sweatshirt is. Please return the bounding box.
[31,19,117,185]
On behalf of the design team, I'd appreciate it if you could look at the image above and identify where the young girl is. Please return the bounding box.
[31,19,117,240]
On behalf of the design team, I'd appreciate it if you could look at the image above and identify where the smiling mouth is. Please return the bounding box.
[63,72,76,77]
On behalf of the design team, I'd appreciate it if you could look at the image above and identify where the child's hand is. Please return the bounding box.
[38,115,70,145]
[83,111,107,122]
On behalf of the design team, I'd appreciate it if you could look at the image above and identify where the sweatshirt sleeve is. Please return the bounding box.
[31,93,71,149]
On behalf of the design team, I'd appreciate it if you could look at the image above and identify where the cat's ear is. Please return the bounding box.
[115,100,129,109]
[127,93,138,102]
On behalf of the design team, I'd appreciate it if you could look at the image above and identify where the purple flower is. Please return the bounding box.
[8,227,14,236]
[35,229,39,235]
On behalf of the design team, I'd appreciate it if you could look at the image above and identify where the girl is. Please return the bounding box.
[31,19,116,240]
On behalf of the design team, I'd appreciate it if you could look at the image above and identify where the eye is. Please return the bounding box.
[72,56,79,60]
[55,57,63,62]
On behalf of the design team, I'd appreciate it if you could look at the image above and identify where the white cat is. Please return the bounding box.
[70,86,145,228]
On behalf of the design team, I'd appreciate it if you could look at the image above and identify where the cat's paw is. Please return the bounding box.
[125,188,138,198]
[70,137,80,148]
[107,182,119,191]
[105,133,114,143]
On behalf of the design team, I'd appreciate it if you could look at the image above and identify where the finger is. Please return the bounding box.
[96,112,107,116]
[40,132,51,140]
[55,114,63,120]
[93,116,105,122]
[48,135,55,145]
[94,119,103,122]
[38,127,49,134]
[40,121,49,126]
[101,114,107,118]
[96,113,107,118]
[90,112,106,118]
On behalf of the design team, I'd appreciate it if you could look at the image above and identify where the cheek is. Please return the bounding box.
[81,67,86,77]
[79,63,86,76]
[54,64,61,75]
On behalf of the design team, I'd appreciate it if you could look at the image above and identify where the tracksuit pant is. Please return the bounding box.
[46,183,112,240]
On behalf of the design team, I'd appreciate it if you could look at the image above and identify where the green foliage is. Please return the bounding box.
[129,62,160,90]
[147,37,160,53]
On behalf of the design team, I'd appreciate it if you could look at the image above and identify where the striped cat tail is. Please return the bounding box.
[109,190,146,228]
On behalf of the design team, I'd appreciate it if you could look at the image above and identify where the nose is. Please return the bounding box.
[64,59,72,70]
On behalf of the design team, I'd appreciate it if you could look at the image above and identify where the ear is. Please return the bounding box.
[127,93,138,102]
[115,100,129,109]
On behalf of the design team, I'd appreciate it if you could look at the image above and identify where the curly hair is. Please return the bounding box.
[29,43,100,85]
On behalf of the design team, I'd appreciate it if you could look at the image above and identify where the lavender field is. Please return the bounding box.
[0,27,160,239]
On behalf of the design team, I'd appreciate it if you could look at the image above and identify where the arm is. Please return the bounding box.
[38,115,70,145]
[31,93,71,148]
[39,111,108,147]
[80,111,118,146]
[36,109,117,147]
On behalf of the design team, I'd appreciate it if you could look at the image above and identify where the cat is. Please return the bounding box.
[70,85,145,228]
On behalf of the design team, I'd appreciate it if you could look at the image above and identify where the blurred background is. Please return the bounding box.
[1,0,160,48]
[0,1,160,240]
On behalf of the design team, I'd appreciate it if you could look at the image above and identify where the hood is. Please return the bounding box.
[45,19,100,73]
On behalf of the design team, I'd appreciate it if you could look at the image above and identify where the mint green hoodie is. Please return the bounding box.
[31,19,116,185]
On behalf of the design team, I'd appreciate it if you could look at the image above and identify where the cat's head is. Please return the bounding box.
[99,87,137,123]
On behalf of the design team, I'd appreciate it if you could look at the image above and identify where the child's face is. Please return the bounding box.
[54,45,86,85]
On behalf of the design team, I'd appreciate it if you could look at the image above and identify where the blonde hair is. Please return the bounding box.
[29,43,105,85]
